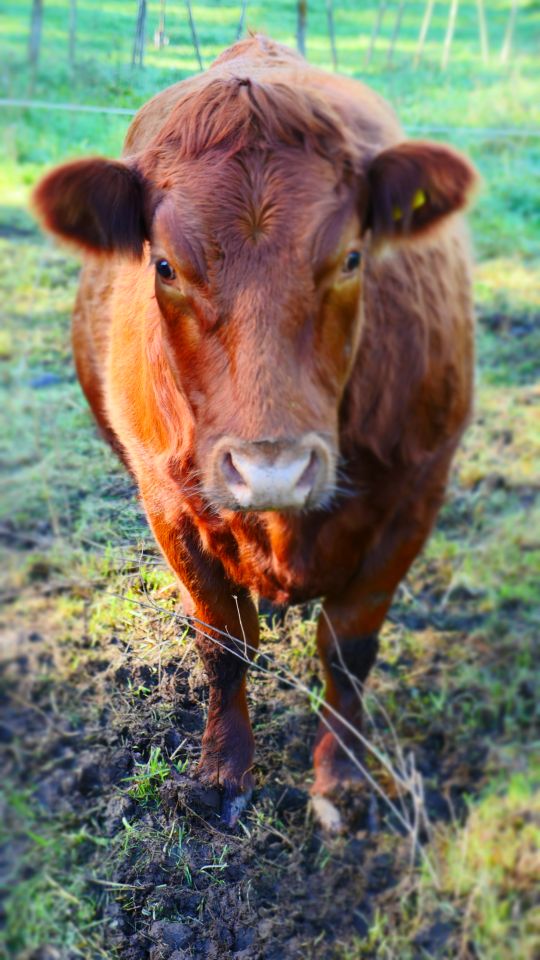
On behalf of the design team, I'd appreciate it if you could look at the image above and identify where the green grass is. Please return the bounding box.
[1,3,539,295]
[350,769,540,960]
[1,790,110,957]
[127,746,175,804]
[0,3,539,959]
[432,771,540,958]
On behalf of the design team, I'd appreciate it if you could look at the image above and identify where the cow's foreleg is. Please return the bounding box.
[146,509,259,825]
[193,587,259,826]
[313,504,441,804]
[313,617,380,799]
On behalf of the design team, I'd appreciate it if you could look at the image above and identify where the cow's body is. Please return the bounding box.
[35,36,476,828]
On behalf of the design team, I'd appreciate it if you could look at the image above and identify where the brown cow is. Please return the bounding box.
[33,35,477,828]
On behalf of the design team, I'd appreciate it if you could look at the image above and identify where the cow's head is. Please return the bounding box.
[33,78,476,512]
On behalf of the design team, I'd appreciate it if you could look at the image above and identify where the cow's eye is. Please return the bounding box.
[156,259,176,281]
[342,250,361,274]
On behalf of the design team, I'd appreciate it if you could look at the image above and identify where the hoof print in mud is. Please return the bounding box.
[149,920,193,954]
[159,775,221,818]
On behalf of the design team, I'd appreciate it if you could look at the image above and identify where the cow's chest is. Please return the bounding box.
[194,493,386,606]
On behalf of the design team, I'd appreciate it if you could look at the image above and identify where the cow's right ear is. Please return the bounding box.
[363,141,478,246]
[32,157,148,257]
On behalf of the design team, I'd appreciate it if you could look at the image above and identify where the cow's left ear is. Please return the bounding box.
[32,157,150,257]
[364,141,478,244]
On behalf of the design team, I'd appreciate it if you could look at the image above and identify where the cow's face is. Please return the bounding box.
[34,137,476,512]
[148,150,365,510]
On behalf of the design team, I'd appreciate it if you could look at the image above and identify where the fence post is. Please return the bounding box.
[387,0,406,66]
[237,0,248,40]
[185,0,203,71]
[413,0,435,67]
[69,0,77,69]
[476,0,489,64]
[326,0,338,70]
[365,0,387,66]
[154,0,166,49]
[441,0,459,69]
[297,1,307,57]
[132,0,147,67]
[500,0,519,64]
[28,0,43,93]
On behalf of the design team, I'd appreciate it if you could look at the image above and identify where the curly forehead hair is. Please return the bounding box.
[143,76,356,171]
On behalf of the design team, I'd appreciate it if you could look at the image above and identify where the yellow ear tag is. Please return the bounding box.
[392,188,427,222]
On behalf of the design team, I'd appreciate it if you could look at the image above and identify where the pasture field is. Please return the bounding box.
[1,2,539,959]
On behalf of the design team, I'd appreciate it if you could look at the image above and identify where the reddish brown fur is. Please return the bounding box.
[33,36,477,819]
[33,158,149,257]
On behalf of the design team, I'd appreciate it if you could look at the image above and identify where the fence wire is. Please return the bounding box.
[1,98,538,141]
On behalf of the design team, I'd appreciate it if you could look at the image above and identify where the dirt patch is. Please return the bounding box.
[0,586,498,960]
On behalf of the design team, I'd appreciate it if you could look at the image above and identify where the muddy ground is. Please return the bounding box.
[1,583,496,960]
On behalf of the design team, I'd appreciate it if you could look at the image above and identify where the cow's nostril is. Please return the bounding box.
[221,451,248,489]
[295,449,320,493]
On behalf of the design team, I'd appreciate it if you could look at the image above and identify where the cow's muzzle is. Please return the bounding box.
[208,434,336,511]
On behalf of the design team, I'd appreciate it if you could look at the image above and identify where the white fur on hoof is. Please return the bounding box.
[311,794,344,834]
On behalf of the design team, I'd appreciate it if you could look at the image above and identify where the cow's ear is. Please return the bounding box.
[32,157,148,257]
[364,141,478,245]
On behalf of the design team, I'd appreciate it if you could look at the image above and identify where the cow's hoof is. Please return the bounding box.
[310,777,375,834]
[310,793,344,834]
[163,770,254,827]
[220,776,254,828]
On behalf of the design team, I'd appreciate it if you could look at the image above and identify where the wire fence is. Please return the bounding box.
[18,0,532,82]
[1,2,538,144]
[1,97,538,141]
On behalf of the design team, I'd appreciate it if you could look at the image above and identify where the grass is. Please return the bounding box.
[127,746,173,804]
[1,790,110,956]
[0,2,539,959]
[433,771,540,957]
[1,1,539,290]
[350,768,540,960]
